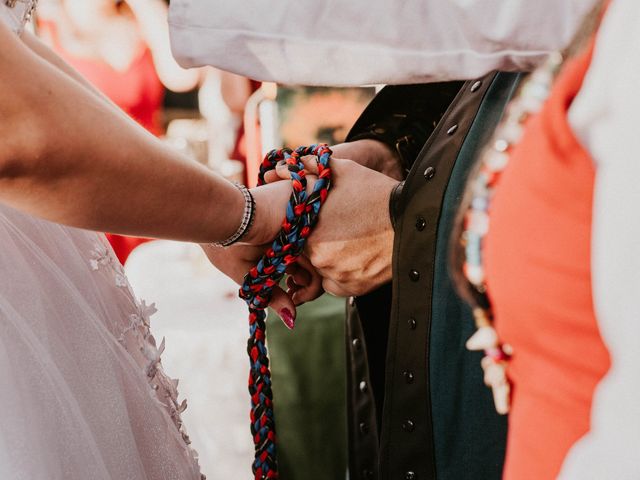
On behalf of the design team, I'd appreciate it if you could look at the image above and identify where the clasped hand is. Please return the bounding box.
[204,140,401,328]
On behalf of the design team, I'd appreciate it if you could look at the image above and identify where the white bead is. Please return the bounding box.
[486,150,509,171]
[466,326,499,351]
[468,210,489,235]
[464,264,484,286]
[483,361,507,387]
[492,382,511,415]
[494,139,509,152]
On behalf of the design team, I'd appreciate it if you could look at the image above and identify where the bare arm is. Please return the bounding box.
[0,21,286,245]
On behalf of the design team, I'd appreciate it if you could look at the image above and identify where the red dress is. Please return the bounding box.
[40,20,164,263]
[485,40,611,479]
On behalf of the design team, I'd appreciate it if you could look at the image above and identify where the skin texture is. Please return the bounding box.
[4,23,399,324]
[210,140,401,324]
[283,153,399,298]
[0,14,303,330]
[1,24,300,324]
[0,21,291,247]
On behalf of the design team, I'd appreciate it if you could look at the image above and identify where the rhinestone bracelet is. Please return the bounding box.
[213,183,255,247]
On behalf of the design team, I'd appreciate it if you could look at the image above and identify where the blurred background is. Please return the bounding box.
[34,1,375,478]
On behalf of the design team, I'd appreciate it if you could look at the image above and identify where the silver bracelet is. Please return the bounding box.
[212,183,255,247]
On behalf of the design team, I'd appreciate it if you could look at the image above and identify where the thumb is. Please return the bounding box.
[269,286,298,330]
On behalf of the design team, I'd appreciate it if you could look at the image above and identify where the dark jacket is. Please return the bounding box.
[344,72,522,480]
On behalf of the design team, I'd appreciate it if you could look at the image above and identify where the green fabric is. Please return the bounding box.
[429,72,521,479]
[267,294,347,480]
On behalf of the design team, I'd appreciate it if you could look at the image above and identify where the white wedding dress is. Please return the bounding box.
[0,2,202,479]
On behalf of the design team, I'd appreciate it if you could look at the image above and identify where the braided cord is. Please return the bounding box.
[239,144,332,480]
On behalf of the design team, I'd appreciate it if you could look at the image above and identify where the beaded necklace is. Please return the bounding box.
[459,53,563,414]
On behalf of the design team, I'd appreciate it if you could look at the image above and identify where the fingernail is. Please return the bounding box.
[280,308,295,330]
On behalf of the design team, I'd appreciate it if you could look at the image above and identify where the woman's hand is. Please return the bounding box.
[201,244,324,330]
[201,243,295,330]
[202,179,326,329]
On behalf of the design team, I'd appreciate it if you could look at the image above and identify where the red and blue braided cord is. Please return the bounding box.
[239,144,332,480]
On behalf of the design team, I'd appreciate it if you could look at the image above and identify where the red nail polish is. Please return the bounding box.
[280,308,295,330]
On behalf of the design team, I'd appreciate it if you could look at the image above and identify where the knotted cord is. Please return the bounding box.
[239,144,332,480]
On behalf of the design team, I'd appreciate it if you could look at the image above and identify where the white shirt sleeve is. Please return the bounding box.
[169,0,597,86]
[561,0,640,477]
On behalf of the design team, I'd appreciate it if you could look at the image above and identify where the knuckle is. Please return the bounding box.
[334,270,351,284]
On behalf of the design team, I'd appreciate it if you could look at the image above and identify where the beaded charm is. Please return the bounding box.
[460,53,563,414]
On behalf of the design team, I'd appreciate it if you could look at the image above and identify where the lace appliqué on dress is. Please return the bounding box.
[89,240,205,478]
[2,0,37,34]
[89,242,129,288]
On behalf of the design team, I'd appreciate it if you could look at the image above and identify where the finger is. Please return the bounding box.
[263,169,282,184]
[274,155,322,179]
[288,256,324,304]
[269,286,298,330]
[286,263,312,287]
[322,278,351,298]
[286,275,301,295]
[300,155,320,176]
[291,279,324,305]
[275,160,292,180]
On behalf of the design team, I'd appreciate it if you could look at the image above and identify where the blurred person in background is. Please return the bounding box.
[218,71,261,177]
[38,0,201,263]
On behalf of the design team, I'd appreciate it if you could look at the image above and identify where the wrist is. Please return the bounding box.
[370,177,397,289]
[371,141,404,181]
[242,181,292,246]
[212,183,255,247]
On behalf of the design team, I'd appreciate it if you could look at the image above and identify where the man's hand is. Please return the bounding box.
[331,139,404,181]
[264,139,404,184]
[267,153,399,297]
[307,158,398,296]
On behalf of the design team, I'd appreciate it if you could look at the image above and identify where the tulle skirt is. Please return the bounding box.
[0,204,202,479]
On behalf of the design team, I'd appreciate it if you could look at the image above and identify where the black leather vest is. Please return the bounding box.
[345,72,522,480]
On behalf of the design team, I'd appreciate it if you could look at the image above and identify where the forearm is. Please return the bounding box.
[0,22,242,244]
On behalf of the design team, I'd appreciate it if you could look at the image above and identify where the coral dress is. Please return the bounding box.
[0,3,201,479]
[485,38,610,480]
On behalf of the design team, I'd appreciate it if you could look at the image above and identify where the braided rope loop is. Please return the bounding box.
[240,144,332,479]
